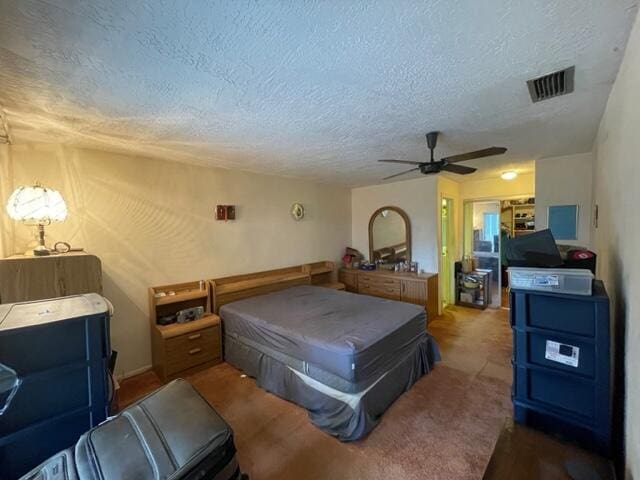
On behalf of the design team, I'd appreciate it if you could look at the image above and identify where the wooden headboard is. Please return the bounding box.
[209,265,310,314]
[209,261,337,314]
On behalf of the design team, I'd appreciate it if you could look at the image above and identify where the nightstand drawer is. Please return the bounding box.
[166,326,220,375]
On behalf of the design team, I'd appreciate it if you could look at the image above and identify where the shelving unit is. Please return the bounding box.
[456,270,490,309]
[306,261,339,286]
[149,281,221,382]
[501,199,536,237]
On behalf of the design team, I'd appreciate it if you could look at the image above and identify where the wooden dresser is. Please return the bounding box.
[0,252,102,304]
[149,281,222,382]
[339,268,438,319]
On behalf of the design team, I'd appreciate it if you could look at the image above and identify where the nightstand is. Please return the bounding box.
[149,282,222,382]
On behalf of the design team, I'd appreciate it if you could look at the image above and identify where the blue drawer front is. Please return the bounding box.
[527,295,596,337]
[0,409,92,480]
[515,366,595,418]
[510,281,611,455]
[0,313,110,479]
[527,333,595,378]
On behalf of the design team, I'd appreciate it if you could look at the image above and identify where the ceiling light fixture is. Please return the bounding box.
[501,171,518,181]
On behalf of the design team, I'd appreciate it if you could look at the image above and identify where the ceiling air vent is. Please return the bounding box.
[527,66,575,103]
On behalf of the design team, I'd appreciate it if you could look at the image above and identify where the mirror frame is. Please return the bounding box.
[368,206,411,263]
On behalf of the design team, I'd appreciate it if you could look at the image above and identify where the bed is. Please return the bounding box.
[220,285,440,441]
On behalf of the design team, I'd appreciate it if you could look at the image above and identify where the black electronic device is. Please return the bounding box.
[176,306,204,324]
[157,315,176,326]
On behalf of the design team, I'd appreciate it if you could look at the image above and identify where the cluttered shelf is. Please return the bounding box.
[456,270,490,309]
[149,280,221,382]
[155,289,208,306]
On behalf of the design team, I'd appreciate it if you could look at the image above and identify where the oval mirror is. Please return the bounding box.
[369,206,411,265]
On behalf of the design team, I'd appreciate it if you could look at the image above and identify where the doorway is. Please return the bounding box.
[463,200,501,307]
[441,197,455,308]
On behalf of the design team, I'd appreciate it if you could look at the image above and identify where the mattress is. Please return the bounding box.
[220,285,427,385]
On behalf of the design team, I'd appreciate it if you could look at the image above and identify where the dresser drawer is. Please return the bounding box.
[359,275,400,289]
[359,282,401,300]
[359,274,401,300]
[166,326,220,375]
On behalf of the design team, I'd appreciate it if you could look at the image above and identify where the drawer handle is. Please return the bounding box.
[188,348,202,355]
[188,333,201,340]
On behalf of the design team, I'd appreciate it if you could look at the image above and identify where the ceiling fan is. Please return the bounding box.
[379,131,507,180]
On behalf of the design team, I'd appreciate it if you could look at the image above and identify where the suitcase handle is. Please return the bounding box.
[0,363,21,417]
[188,333,201,340]
[188,348,202,355]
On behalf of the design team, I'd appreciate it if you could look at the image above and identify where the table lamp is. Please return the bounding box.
[5,183,68,256]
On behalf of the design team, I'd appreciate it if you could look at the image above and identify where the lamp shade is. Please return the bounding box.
[6,185,68,223]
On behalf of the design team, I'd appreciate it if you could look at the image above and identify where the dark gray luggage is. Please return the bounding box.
[19,379,244,480]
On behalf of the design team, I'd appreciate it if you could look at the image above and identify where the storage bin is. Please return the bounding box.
[0,294,111,479]
[508,267,593,296]
[510,281,611,455]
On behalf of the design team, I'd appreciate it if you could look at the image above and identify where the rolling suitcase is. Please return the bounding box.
[19,379,245,480]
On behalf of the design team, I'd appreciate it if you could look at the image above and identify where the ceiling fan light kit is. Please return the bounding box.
[378,131,507,181]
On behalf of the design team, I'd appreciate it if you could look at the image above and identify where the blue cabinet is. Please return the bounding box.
[510,281,611,454]
[0,294,111,479]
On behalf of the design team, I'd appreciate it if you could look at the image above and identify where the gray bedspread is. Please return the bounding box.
[220,285,440,440]
[225,332,439,441]
[220,285,427,384]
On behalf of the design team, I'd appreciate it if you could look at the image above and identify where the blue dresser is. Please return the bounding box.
[510,280,611,455]
[0,294,111,479]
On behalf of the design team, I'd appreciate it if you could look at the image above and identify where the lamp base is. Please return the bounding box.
[33,245,51,256]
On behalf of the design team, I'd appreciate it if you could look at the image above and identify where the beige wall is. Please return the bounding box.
[592,11,640,479]
[351,176,439,275]
[535,152,594,247]
[1,144,351,377]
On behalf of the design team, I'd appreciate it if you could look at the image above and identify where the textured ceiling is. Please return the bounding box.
[0,0,637,186]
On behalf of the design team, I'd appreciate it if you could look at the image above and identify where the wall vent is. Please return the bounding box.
[527,66,575,103]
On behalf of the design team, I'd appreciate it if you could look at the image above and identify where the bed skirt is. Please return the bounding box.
[224,333,440,441]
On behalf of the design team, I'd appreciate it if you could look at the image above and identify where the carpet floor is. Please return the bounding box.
[119,305,513,479]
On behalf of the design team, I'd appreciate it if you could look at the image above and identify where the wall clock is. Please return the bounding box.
[291,203,305,221]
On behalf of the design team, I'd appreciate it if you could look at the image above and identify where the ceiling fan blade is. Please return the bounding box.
[383,168,420,180]
[442,147,507,163]
[441,163,477,175]
[378,159,423,165]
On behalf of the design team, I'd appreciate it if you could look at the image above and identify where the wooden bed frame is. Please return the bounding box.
[209,261,335,314]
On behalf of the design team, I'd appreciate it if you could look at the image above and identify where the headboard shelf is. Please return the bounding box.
[155,289,208,306]
[309,266,332,275]
[306,261,336,285]
[209,262,337,314]
[215,271,309,295]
